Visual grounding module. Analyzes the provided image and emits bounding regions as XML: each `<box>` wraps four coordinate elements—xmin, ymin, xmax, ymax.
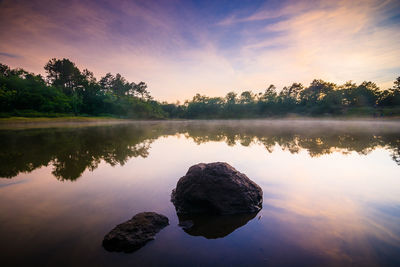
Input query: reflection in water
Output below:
<box><xmin>0</xmin><ymin>120</ymin><xmax>399</xmax><ymax>181</ymax></box>
<box><xmin>0</xmin><ymin>125</ymin><xmax>156</xmax><ymax>180</ymax></box>
<box><xmin>177</xmin><ymin>212</ymin><xmax>258</xmax><ymax>239</ymax></box>
<box><xmin>0</xmin><ymin>120</ymin><xmax>399</xmax><ymax>266</ymax></box>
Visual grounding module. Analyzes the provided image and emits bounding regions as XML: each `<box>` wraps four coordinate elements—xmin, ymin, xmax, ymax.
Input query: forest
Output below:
<box><xmin>1</xmin><ymin>58</ymin><xmax>400</xmax><ymax>119</ymax></box>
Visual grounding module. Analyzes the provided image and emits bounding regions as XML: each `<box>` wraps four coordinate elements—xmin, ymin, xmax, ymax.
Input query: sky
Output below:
<box><xmin>0</xmin><ymin>0</ymin><xmax>400</xmax><ymax>102</ymax></box>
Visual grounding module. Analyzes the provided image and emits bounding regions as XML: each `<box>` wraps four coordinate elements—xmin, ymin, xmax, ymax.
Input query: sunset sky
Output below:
<box><xmin>1</xmin><ymin>0</ymin><xmax>400</xmax><ymax>102</ymax></box>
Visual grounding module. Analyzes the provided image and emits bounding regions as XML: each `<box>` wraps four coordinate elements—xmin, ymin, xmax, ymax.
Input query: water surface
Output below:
<box><xmin>0</xmin><ymin>120</ymin><xmax>399</xmax><ymax>266</ymax></box>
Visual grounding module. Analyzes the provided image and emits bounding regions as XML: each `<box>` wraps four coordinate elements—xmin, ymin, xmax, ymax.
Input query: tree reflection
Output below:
<box><xmin>0</xmin><ymin>125</ymin><xmax>158</xmax><ymax>181</ymax></box>
<box><xmin>0</xmin><ymin>120</ymin><xmax>399</xmax><ymax>181</ymax></box>
<box><xmin>181</xmin><ymin>121</ymin><xmax>400</xmax><ymax>165</ymax></box>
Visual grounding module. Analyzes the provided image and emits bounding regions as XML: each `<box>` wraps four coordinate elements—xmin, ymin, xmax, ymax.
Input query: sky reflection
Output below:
<box><xmin>0</xmin><ymin>121</ymin><xmax>399</xmax><ymax>266</ymax></box>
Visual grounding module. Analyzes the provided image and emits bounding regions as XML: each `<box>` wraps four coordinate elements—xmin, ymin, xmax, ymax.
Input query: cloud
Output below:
<box><xmin>221</xmin><ymin>0</ymin><xmax>400</xmax><ymax>90</ymax></box>
<box><xmin>0</xmin><ymin>52</ymin><xmax>20</xmax><ymax>58</ymax></box>
<box><xmin>217</xmin><ymin>0</ymin><xmax>314</xmax><ymax>26</ymax></box>
<box><xmin>0</xmin><ymin>0</ymin><xmax>399</xmax><ymax>101</ymax></box>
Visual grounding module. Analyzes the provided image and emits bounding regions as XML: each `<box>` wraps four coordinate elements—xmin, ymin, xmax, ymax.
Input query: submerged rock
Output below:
<box><xmin>171</xmin><ymin>162</ymin><xmax>263</xmax><ymax>215</ymax></box>
<box><xmin>177</xmin><ymin>212</ymin><xmax>258</xmax><ymax>239</ymax></box>
<box><xmin>103</xmin><ymin>212</ymin><xmax>169</xmax><ymax>253</ymax></box>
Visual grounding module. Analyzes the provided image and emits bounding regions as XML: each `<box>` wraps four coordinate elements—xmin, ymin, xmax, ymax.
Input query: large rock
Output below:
<box><xmin>103</xmin><ymin>212</ymin><xmax>169</xmax><ymax>252</ymax></box>
<box><xmin>171</xmin><ymin>162</ymin><xmax>263</xmax><ymax>215</ymax></box>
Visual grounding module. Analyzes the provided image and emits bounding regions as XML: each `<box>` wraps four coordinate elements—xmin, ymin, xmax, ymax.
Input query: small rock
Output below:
<box><xmin>103</xmin><ymin>212</ymin><xmax>169</xmax><ymax>252</ymax></box>
<box><xmin>171</xmin><ymin>162</ymin><xmax>263</xmax><ymax>215</ymax></box>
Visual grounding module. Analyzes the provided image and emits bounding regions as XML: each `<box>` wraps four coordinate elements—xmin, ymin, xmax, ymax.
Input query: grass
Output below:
<box><xmin>0</xmin><ymin>116</ymin><xmax>127</xmax><ymax>124</ymax></box>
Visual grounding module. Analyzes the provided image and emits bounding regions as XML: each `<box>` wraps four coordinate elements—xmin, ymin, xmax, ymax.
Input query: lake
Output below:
<box><xmin>0</xmin><ymin>120</ymin><xmax>399</xmax><ymax>266</ymax></box>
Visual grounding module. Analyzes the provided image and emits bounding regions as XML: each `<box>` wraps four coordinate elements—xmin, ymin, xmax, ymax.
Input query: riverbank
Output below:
<box><xmin>2</xmin><ymin>115</ymin><xmax>400</xmax><ymax>124</ymax></box>
<box><xmin>1</xmin><ymin>116</ymin><xmax>400</xmax><ymax>130</ymax></box>
<box><xmin>0</xmin><ymin>116</ymin><xmax>133</xmax><ymax>129</ymax></box>
<box><xmin>0</xmin><ymin>116</ymin><xmax>127</xmax><ymax>123</ymax></box>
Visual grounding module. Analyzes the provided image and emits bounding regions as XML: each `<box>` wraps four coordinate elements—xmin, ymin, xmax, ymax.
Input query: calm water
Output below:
<box><xmin>0</xmin><ymin>120</ymin><xmax>399</xmax><ymax>266</ymax></box>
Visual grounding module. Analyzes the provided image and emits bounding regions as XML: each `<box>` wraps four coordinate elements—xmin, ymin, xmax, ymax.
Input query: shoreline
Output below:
<box><xmin>0</xmin><ymin>116</ymin><xmax>128</xmax><ymax>123</ymax></box>
<box><xmin>0</xmin><ymin>117</ymin><xmax>135</xmax><ymax>130</ymax></box>
<box><xmin>0</xmin><ymin>115</ymin><xmax>400</xmax><ymax>128</ymax></box>
<box><xmin>2</xmin><ymin>115</ymin><xmax>400</xmax><ymax>123</ymax></box>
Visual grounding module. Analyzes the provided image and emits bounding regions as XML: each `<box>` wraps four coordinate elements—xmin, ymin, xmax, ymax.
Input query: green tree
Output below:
<box><xmin>225</xmin><ymin>91</ymin><xmax>237</xmax><ymax>105</ymax></box>
<box><xmin>44</xmin><ymin>58</ymin><xmax>83</xmax><ymax>95</ymax></box>
<box><xmin>239</xmin><ymin>91</ymin><xmax>255</xmax><ymax>104</ymax></box>
<box><xmin>379</xmin><ymin>77</ymin><xmax>400</xmax><ymax>107</ymax></box>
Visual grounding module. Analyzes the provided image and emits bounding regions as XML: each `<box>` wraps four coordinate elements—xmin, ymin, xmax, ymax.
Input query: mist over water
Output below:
<box><xmin>0</xmin><ymin>120</ymin><xmax>399</xmax><ymax>266</ymax></box>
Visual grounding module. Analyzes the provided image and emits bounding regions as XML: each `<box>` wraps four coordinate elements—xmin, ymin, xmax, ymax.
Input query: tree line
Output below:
<box><xmin>0</xmin><ymin>58</ymin><xmax>164</xmax><ymax>118</ymax></box>
<box><xmin>163</xmin><ymin>79</ymin><xmax>400</xmax><ymax>118</ymax></box>
<box><xmin>1</xmin><ymin>58</ymin><xmax>399</xmax><ymax>118</ymax></box>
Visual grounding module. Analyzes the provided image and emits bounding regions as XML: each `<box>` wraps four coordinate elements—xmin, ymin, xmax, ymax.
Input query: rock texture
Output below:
<box><xmin>171</xmin><ymin>162</ymin><xmax>263</xmax><ymax>215</ymax></box>
<box><xmin>103</xmin><ymin>212</ymin><xmax>169</xmax><ymax>252</ymax></box>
